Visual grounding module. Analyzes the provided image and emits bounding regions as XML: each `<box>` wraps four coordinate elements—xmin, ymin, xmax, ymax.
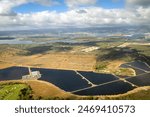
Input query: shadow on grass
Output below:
<box><xmin>24</xmin><ymin>45</ymin><xmax>73</xmax><ymax>55</ymax></box>
<box><xmin>25</xmin><ymin>45</ymin><xmax>53</xmax><ymax>55</ymax></box>
<box><xmin>97</xmin><ymin>47</ymin><xmax>140</xmax><ymax>62</ymax></box>
<box><xmin>54</xmin><ymin>41</ymin><xmax>98</xmax><ymax>47</ymax></box>
<box><xmin>53</xmin><ymin>46</ymin><xmax>73</xmax><ymax>52</ymax></box>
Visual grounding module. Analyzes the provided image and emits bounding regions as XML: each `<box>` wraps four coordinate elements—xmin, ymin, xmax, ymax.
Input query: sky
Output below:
<box><xmin>0</xmin><ymin>0</ymin><xmax>150</xmax><ymax>30</ymax></box>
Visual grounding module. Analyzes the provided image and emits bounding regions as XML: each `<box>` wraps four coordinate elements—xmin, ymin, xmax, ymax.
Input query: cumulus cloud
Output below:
<box><xmin>126</xmin><ymin>0</ymin><xmax>150</xmax><ymax>8</ymax></box>
<box><xmin>1</xmin><ymin>7</ymin><xmax>150</xmax><ymax>30</ymax></box>
<box><xmin>65</xmin><ymin>0</ymin><xmax>97</xmax><ymax>9</ymax></box>
<box><xmin>0</xmin><ymin>0</ymin><xmax>150</xmax><ymax>30</ymax></box>
<box><xmin>0</xmin><ymin>0</ymin><xmax>58</xmax><ymax>15</ymax></box>
<box><xmin>76</xmin><ymin>9</ymin><xmax>87</xmax><ymax>14</ymax></box>
<box><xmin>0</xmin><ymin>0</ymin><xmax>25</xmax><ymax>15</ymax></box>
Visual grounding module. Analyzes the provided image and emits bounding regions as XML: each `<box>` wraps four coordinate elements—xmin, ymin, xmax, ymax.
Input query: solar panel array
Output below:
<box><xmin>127</xmin><ymin>73</ymin><xmax>150</xmax><ymax>86</ymax></box>
<box><xmin>74</xmin><ymin>81</ymin><xmax>135</xmax><ymax>96</ymax></box>
<box><xmin>0</xmin><ymin>60</ymin><xmax>150</xmax><ymax>96</ymax></box>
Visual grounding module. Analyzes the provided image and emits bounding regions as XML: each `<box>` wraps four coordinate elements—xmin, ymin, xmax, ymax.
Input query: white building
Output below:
<box><xmin>22</xmin><ymin>67</ymin><xmax>41</xmax><ymax>80</ymax></box>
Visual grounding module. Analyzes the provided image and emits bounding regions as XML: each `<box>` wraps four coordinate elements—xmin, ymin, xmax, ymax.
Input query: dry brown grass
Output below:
<box><xmin>107</xmin><ymin>60</ymin><xmax>125</xmax><ymax>72</ymax></box>
<box><xmin>24</xmin><ymin>80</ymin><xmax>71</xmax><ymax>98</ymax></box>
<box><xmin>0</xmin><ymin>52</ymin><xmax>96</xmax><ymax>71</ymax></box>
<box><xmin>0</xmin><ymin>62</ymin><xmax>14</xmax><ymax>69</ymax></box>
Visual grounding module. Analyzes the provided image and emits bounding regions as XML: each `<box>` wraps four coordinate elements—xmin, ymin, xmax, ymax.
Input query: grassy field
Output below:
<box><xmin>0</xmin><ymin>83</ymin><xmax>32</xmax><ymax>100</ymax></box>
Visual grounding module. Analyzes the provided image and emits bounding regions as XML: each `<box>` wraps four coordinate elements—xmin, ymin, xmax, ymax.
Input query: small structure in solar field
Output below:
<box><xmin>22</xmin><ymin>67</ymin><xmax>41</xmax><ymax>80</ymax></box>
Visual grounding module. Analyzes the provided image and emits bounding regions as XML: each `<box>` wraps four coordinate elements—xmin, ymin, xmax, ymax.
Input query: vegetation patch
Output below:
<box><xmin>95</xmin><ymin>61</ymin><xmax>109</xmax><ymax>72</ymax></box>
<box><xmin>0</xmin><ymin>83</ymin><xmax>32</xmax><ymax>100</ymax></box>
<box><xmin>113</xmin><ymin>68</ymin><xmax>135</xmax><ymax>77</ymax></box>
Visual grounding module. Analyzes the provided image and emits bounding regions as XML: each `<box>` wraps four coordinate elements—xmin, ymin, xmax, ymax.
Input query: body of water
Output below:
<box><xmin>0</xmin><ymin>39</ymin><xmax>33</xmax><ymax>44</ymax></box>
<box><xmin>0</xmin><ymin>38</ymin><xmax>91</xmax><ymax>45</ymax></box>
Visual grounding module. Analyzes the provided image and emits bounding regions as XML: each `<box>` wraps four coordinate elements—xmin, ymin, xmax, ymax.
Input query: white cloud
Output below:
<box><xmin>0</xmin><ymin>0</ymin><xmax>58</xmax><ymax>15</ymax></box>
<box><xmin>0</xmin><ymin>0</ymin><xmax>26</xmax><ymax>15</ymax></box>
<box><xmin>0</xmin><ymin>0</ymin><xmax>150</xmax><ymax>30</ymax></box>
<box><xmin>65</xmin><ymin>0</ymin><xmax>97</xmax><ymax>9</ymax></box>
<box><xmin>33</xmin><ymin>0</ymin><xmax>59</xmax><ymax>6</ymax></box>
<box><xmin>1</xmin><ymin>7</ymin><xmax>150</xmax><ymax>30</ymax></box>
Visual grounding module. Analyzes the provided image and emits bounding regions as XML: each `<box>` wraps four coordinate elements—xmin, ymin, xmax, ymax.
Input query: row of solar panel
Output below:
<box><xmin>0</xmin><ymin>66</ymin><xmax>149</xmax><ymax>96</ymax></box>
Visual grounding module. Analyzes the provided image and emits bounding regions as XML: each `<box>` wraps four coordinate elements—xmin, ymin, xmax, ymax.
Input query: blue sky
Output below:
<box><xmin>13</xmin><ymin>3</ymin><xmax>68</xmax><ymax>13</ymax></box>
<box><xmin>13</xmin><ymin>0</ymin><xmax>125</xmax><ymax>13</ymax></box>
<box><xmin>96</xmin><ymin>0</ymin><xmax>125</xmax><ymax>9</ymax></box>
<box><xmin>13</xmin><ymin>0</ymin><xmax>67</xmax><ymax>13</ymax></box>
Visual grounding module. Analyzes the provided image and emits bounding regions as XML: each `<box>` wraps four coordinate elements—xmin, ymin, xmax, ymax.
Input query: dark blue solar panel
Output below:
<box><xmin>127</xmin><ymin>61</ymin><xmax>150</xmax><ymax>71</ymax></box>
<box><xmin>127</xmin><ymin>73</ymin><xmax>150</xmax><ymax>86</ymax></box>
<box><xmin>78</xmin><ymin>71</ymin><xmax>118</xmax><ymax>85</ymax></box>
<box><xmin>74</xmin><ymin>81</ymin><xmax>135</xmax><ymax>96</ymax></box>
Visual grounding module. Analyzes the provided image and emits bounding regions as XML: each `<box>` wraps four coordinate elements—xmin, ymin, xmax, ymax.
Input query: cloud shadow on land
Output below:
<box><xmin>25</xmin><ymin>45</ymin><xmax>53</xmax><ymax>55</ymax></box>
<box><xmin>96</xmin><ymin>47</ymin><xmax>142</xmax><ymax>61</ymax></box>
<box><xmin>24</xmin><ymin>45</ymin><xmax>73</xmax><ymax>55</ymax></box>
<box><xmin>53</xmin><ymin>46</ymin><xmax>73</xmax><ymax>52</ymax></box>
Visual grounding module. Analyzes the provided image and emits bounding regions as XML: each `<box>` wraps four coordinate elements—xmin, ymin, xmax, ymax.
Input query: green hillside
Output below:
<box><xmin>0</xmin><ymin>83</ymin><xmax>32</xmax><ymax>100</ymax></box>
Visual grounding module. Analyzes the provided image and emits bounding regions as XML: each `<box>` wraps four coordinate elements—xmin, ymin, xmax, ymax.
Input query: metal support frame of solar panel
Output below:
<box><xmin>78</xmin><ymin>71</ymin><xmax>119</xmax><ymax>85</ymax></box>
<box><xmin>73</xmin><ymin>80</ymin><xmax>136</xmax><ymax>96</ymax></box>
<box><xmin>126</xmin><ymin>73</ymin><xmax>150</xmax><ymax>86</ymax></box>
<box><xmin>31</xmin><ymin>68</ymin><xmax>91</xmax><ymax>92</ymax></box>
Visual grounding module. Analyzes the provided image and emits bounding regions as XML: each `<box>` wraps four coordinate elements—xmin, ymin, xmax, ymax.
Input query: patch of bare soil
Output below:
<box><xmin>118</xmin><ymin>42</ymin><xmax>150</xmax><ymax>48</ymax></box>
<box><xmin>107</xmin><ymin>60</ymin><xmax>125</xmax><ymax>72</ymax></box>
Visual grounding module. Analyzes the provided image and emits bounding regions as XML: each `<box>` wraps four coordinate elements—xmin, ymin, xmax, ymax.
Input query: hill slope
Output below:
<box><xmin>0</xmin><ymin>80</ymin><xmax>150</xmax><ymax>100</ymax></box>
